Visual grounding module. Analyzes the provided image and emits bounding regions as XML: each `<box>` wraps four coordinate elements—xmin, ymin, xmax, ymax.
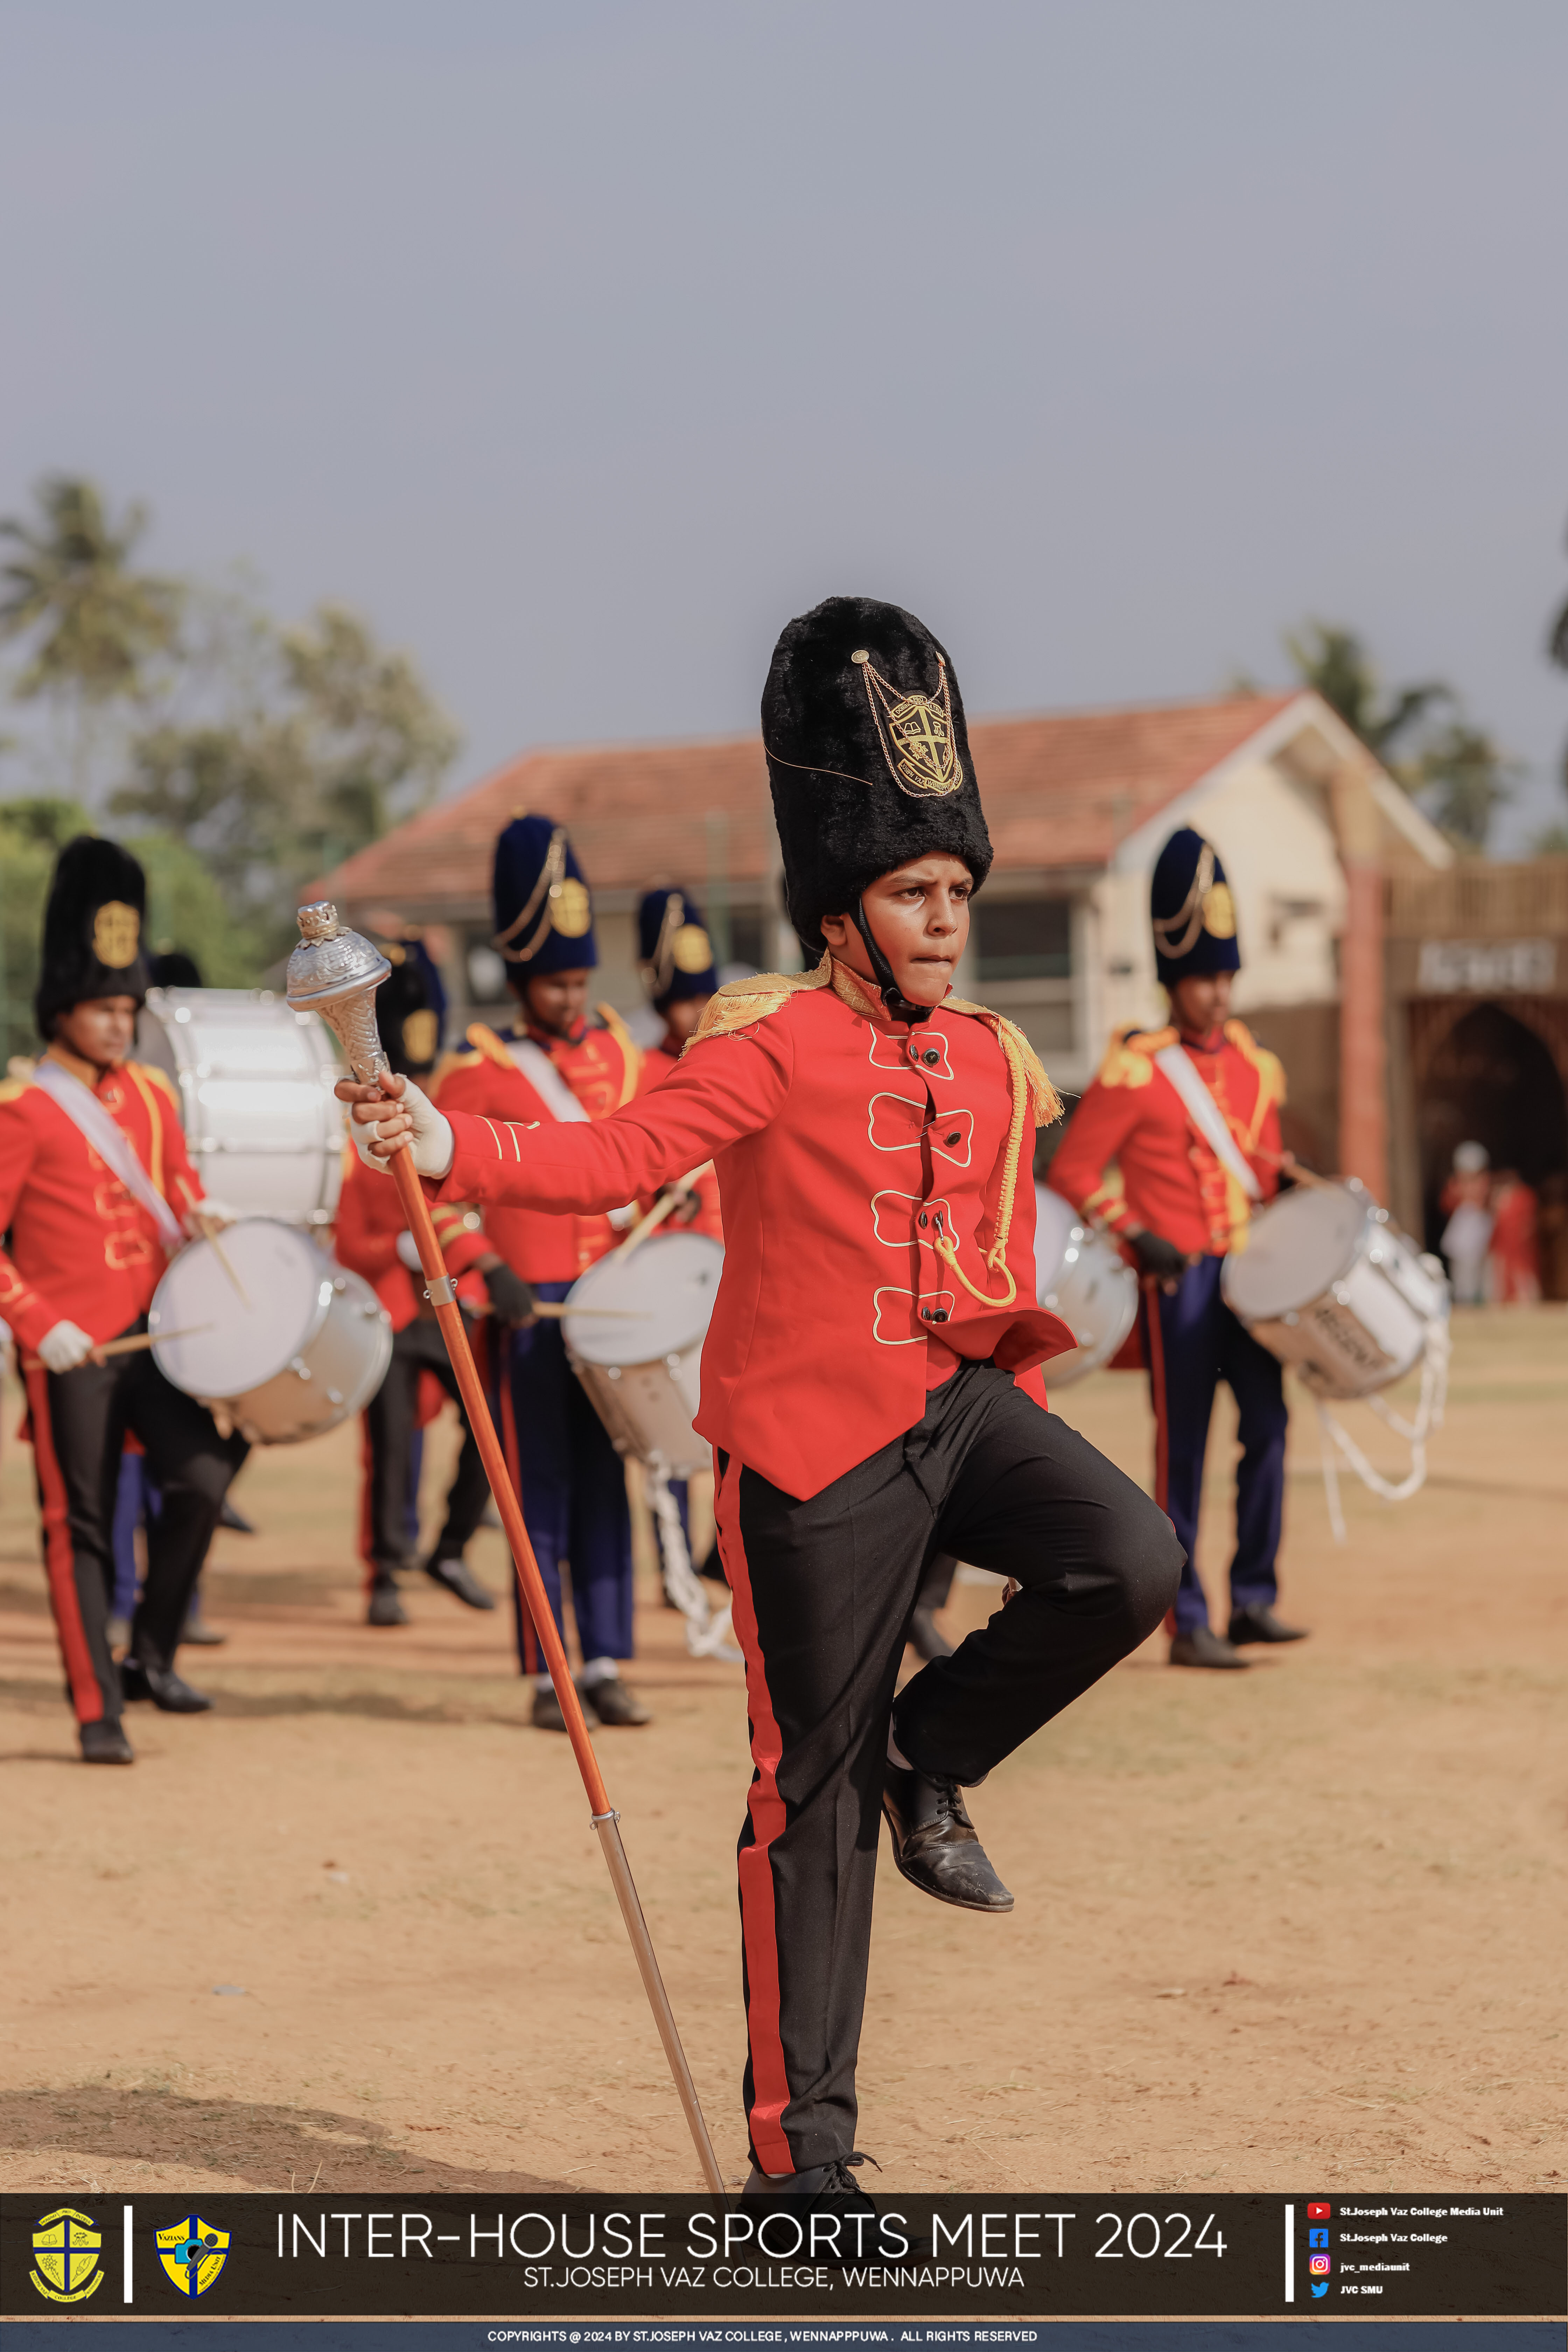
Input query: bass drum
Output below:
<box><xmin>135</xmin><ymin>987</ymin><xmax>345</xmax><ymax>1228</ymax></box>
<box><xmin>150</xmin><ymin>1218</ymin><xmax>392</xmax><ymax>1444</ymax></box>
<box><xmin>1222</xmin><ymin>1182</ymin><xmax>1449</xmax><ymax>1400</ymax></box>
<box><xmin>1034</xmin><ymin>1184</ymin><xmax>1140</xmax><ymax>1386</ymax></box>
<box><xmin>562</xmin><ymin>1233</ymin><xmax>723</xmax><ymax>1476</ymax></box>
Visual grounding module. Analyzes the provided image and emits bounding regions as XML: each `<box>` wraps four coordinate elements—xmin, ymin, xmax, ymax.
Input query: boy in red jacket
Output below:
<box><xmin>340</xmin><ymin>597</ymin><xmax>1181</xmax><ymax>2197</ymax></box>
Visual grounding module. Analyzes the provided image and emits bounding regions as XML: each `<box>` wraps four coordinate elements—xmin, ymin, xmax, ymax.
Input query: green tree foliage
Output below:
<box><xmin>1285</xmin><ymin>621</ymin><xmax>1517</xmax><ymax>853</ymax></box>
<box><xmin>1540</xmin><ymin>523</ymin><xmax>1568</xmax><ymax>850</ymax></box>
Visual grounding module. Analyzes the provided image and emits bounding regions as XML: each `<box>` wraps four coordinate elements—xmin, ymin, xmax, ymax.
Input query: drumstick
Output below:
<box><xmin>611</xmin><ymin>1163</ymin><xmax>714</xmax><ymax>1264</ymax></box>
<box><xmin>21</xmin><ymin>1324</ymin><xmax>213</xmax><ymax>1373</ymax></box>
<box><xmin>196</xmin><ymin>1214</ymin><xmax>252</xmax><ymax>1309</ymax></box>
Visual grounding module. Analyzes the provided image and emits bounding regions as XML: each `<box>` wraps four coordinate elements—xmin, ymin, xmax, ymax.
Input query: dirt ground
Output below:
<box><xmin>2</xmin><ymin>1306</ymin><xmax>1564</xmax><ymax>2200</ymax></box>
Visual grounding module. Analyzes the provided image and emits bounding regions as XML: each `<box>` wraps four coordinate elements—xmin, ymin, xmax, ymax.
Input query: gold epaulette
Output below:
<box><xmin>131</xmin><ymin>1060</ymin><xmax>180</xmax><ymax>1105</ymax></box>
<box><xmin>680</xmin><ymin>958</ymin><xmax>834</xmax><ymax>1055</ymax></box>
<box><xmin>944</xmin><ymin>996</ymin><xmax>1063</xmax><ymax>1128</ymax></box>
<box><xmin>1224</xmin><ymin>1017</ymin><xmax>1287</xmax><ymax>1135</ymax></box>
<box><xmin>0</xmin><ymin>1077</ymin><xmax>30</xmax><ymax>1105</ymax></box>
<box><xmin>431</xmin><ymin>1041</ymin><xmax>484</xmax><ymax>1090</ymax></box>
<box><xmin>463</xmin><ymin>1022</ymin><xmax>517</xmax><ymax>1071</ymax></box>
<box><xmin>1094</xmin><ymin>1022</ymin><xmax>1178</xmax><ymax>1090</ymax></box>
<box><xmin>594</xmin><ymin>1001</ymin><xmax>641</xmax><ymax>1106</ymax></box>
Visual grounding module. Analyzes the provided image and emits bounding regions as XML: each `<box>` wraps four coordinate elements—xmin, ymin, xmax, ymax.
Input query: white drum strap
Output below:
<box><xmin>1153</xmin><ymin>1046</ymin><xmax>1262</xmax><ymax>1201</ymax></box>
<box><xmin>1315</xmin><ymin>1318</ymin><xmax>1451</xmax><ymax>1541</ymax></box>
<box><xmin>506</xmin><ymin>1035</ymin><xmax>635</xmax><ymax>1227</ymax></box>
<box><xmin>644</xmin><ymin>1460</ymin><xmax>743</xmax><ymax>1664</ymax></box>
<box><xmin>33</xmin><ymin>1057</ymin><xmax>185</xmax><ymax>1252</ymax></box>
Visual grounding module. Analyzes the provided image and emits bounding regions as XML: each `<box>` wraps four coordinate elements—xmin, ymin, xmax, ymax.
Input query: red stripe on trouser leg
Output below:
<box><xmin>714</xmin><ymin>1453</ymin><xmax>794</xmax><ymax>2177</ymax></box>
<box><xmin>358</xmin><ymin>1412</ymin><xmax>376</xmax><ymax>1594</ymax></box>
<box><xmin>25</xmin><ymin>1367</ymin><xmax>106</xmax><ymax>1725</ymax></box>
<box><xmin>498</xmin><ymin>1343</ymin><xmax>538</xmax><ymax>1676</ymax></box>
<box><xmin>1143</xmin><ymin>1285</ymin><xmax>1176</xmax><ymax>1636</ymax></box>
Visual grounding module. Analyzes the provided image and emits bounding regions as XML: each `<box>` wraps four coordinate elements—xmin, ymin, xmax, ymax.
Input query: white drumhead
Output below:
<box><xmin>563</xmin><ymin>1233</ymin><xmax>723</xmax><ymax>1366</ymax></box>
<box><xmin>1032</xmin><ymin>1183</ymin><xmax>1078</xmax><ymax>1293</ymax></box>
<box><xmin>151</xmin><ymin>1219</ymin><xmax>335</xmax><ymax>1398</ymax></box>
<box><xmin>1222</xmin><ymin>1185</ymin><xmax>1370</xmax><ymax>1321</ymax></box>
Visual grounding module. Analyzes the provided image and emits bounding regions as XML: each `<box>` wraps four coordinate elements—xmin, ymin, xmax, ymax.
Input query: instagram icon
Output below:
<box><xmin>1310</xmin><ymin>2255</ymin><xmax>1331</xmax><ymax>2277</ymax></box>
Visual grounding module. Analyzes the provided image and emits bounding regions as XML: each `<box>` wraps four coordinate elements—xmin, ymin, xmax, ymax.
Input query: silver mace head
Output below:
<box><xmin>286</xmin><ymin>902</ymin><xmax>392</xmax><ymax>1085</ymax></box>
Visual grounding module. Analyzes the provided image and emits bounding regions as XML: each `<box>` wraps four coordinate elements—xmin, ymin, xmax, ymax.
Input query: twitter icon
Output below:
<box><xmin>1311</xmin><ymin>2283</ymin><xmax>1329</xmax><ymax>2300</ymax></box>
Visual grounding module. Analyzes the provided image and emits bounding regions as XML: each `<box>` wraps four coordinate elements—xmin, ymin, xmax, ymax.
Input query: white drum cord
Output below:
<box><xmin>644</xmin><ymin>1457</ymin><xmax>743</xmax><ymax>1662</ymax></box>
<box><xmin>1315</xmin><ymin>1315</ymin><xmax>1451</xmax><ymax>1541</ymax></box>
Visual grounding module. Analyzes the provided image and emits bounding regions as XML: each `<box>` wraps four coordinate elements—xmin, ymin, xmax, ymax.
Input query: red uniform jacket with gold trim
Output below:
<box><xmin>333</xmin><ymin>1151</ymin><xmax>489</xmax><ymax>1332</ymax></box>
<box><xmin>431</xmin><ymin>1011</ymin><xmax>642</xmax><ymax>1283</ymax></box>
<box><xmin>1047</xmin><ymin>1020</ymin><xmax>1284</xmax><ymax>1259</ymax></box>
<box><xmin>0</xmin><ymin>1054</ymin><xmax>206</xmax><ymax>1350</ymax></box>
<box><xmin>421</xmin><ymin>958</ymin><xmax>1073</xmax><ymax>1501</ymax></box>
<box><xmin>636</xmin><ymin>1038</ymin><xmax>723</xmax><ymax>1242</ymax></box>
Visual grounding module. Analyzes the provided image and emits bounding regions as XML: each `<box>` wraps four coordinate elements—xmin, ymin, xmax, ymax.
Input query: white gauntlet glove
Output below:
<box><xmin>394</xmin><ymin>1229</ymin><xmax>423</xmax><ymax>1272</ymax></box>
<box><xmin>348</xmin><ymin>1077</ymin><xmax>455</xmax><ymax>1180</ymax></box>
<box><xmin>38</xmin><ymin>1320</ymin><xmax>95</xmax><ymax>1373</ymax></box>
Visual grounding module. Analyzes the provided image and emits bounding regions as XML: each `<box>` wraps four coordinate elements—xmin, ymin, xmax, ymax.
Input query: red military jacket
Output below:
<box><xmin>422</xmin><ymin>955</ymin><xmax>1073</xmax><ymax>1500</ymax></box>
<box><xmin>0</xmin><ymin>1051</ymin><xmax>206</xmax><ymax>1350</ymax></box>
<box><xmin>1048</xmin><ymin>1019</ymin><xmax>1285</xmax><ymax>1259</ymax></box>
<box><xmin>431</xmin><ymin>1010</ymin><xmax>641</xmax><ymax>1283</ymax></box>
<box><xmin>636</xmin><ymin>1037</ymin><xmax>723</xmax><ymax>1242</ymax></box>
<box><xmin>333</xmin><ymin>1150</ymin><xmax>488</xmax><ymax>1331</ymax></box>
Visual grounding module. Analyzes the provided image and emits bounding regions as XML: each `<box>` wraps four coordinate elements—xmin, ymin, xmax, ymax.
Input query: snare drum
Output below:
<box><xmin>1034</xmin><ymin>1184</ymin><xmax>1140</xmax><ymax>1385</ymax></box>
<box><xmin>135</xmin><ymin>987</ymin><xmax>345</xmax><ymax>1227</ymax></box>
<box><xmin>1221</xmin><ymin>1183</ymin><xmax>1449</xmax><ymax>1400</ymax></box>
<box><xmin>149</xmin><ymin>1217</ymin><xmax>392</xmax><ymax>1444</ymax></box>
<box><xmin>562</xmin><ymin>1233</ymin><xmax>723</xmax><ymax>1476</ymax></box>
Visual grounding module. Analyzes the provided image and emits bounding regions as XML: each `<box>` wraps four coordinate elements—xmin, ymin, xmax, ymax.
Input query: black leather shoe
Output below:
<box><xmin>80</xmin><ymin>1718</ymin><xmax>135</xmax><ymax>1764</ymax></box>
<box><xmin>908</xmin><ymin>1604</ymin><xmax>955</xmax><ymax>1662</ymax></box>
<box><xmin>1169</xmin><ymin>1626</ymin><xmax>1250</xmax><ymax>1669</ymax></box>
<box><xmin>743</xmin><ymin>2152</ymin><xmax>880</xmax><ymax>2211</ymax></box>
<box><xmin>1228</xmin><ymin>1604</ymin><xmax>1309</xmax><ymax>1645</ymax></box>
<box><xmin>120</xmin><ymin>1658</ymin><xmax>214</xmax><ymax>1712</ymax></box>
<box><xmin>531</xmin><ymin>1680</ymin><xmax>568</xmax><ymax>1732</ymax></box>
<box><xmin>882</xmin><ymin>1761</ymin><xmax>1013</xmax><ymax>1912</ymax></box>
<box><xmin>424</xmin><ymin>1555</ymin><xmax>497</xmax><ymax>1610</ymax></box>
<box><xmin>366</xmin><ymin>1579</ymin><xmax>408</xmax><ymax>1627</ymax></box>
<box><xmin>585</xmin><ymin>1675</ymin><xmax>652</xmax><ymax>1727</ymax></box>
<box><xmin>218</xmin><ymin>1496</ymin><xmax>256</xmax><ymax>1534</ymax></box>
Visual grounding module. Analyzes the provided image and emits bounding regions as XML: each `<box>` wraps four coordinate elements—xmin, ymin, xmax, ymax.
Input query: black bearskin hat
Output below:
<box><xmin>148</xmin><ymin>950</ymin><xmax>203</xmax><ymax>988</ymax></box>
<box><xmin>637</xmin><ymin>886</ymin><xmax>716</xmax><ymax>1007</ymax></box>
<box><xmin>492</xmin><ymin>813</ymin><xmax>597</xmax><ymax>978</ymax></box>
<box><xmin>762</xmin><ymin>596</ymin><xmax>993</xmax><ymax>957</ymax></box>
<box><xmin>35</xmin><ymin>835</ymin><xmax>151</xmax><ymax>1035</ymax></box>
<box><xmin>1150</xmin><ymin>827</ymin><xmax>1242</xmax><ymax>986</ymax></box>
<box><xmin>372</xmin><ymin>936</ymin><xmax>443</xmax><ymax>1077</ymax></box>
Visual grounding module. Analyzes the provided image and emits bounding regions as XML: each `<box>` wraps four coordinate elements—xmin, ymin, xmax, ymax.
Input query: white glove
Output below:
<box><xmin>38</xmin><ymin>1320</ymin><xmax>95</xmax><ymax>1373</ymax></box>
<box><xmin>394</xmin><ymin>1230</ymin><xmax>422</xmax><ymax>1271</ymax></box>
<box><xmin>184</xmin><ymin>1197</ymin><xmax>239</xmax><ymax>1237</ymax></box>
<box><xmin>348</xmin><ymin>1076</ymin><xmax>455</xmax><ymax>1180</ymax></box>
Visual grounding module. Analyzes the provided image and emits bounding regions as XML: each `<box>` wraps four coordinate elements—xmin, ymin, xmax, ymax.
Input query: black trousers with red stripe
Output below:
<box><xmin>715</xmin><ymin>1360</ymin><xmax>1182</xmax><ymax>2175</ymax></box>
<box><xmin>28</xmin><ymin>1326</ymin><xmax>247</xmax><ymax>1724</ymax></box>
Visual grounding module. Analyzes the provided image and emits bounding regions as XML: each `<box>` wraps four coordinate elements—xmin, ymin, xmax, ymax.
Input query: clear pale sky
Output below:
<box><xmin>4</xmin><ymin>0</ymin><xmax>1566</xmax><ymax>848</ymax></box>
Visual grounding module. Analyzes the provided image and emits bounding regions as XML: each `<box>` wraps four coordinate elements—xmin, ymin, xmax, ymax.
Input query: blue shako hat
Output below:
<box><xmin>1150</xmin><ymin>827</ymin><xmax>1241</xmax><ymax>986</ymax></box>
<box><xmin>492</xmin><ymin>813</ymin><xmax>597</xmax><ymax>978</ymax></box>
<box><xmin>637</xmin><ymin>886</ymin><xmax>716</xmax><ymax>1007</ymax></box>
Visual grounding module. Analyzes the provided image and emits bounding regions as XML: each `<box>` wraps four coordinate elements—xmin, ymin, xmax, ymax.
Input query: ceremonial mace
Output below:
<box><xmin>287</xmin><ymin>903</ymin><xmax>725</xmax><ymax>2194</ymax></box>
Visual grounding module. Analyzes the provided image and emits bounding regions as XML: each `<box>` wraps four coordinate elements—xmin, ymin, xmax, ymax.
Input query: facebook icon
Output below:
<box><xmin>1309</xmin><ymin>2228</ymin><xmax>1329</xmax><ymax>2247</ymax></box>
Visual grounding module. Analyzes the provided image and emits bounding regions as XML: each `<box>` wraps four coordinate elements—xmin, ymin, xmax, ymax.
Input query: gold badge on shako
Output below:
<box><xmin>29</xmin><ymin>2207</ymin><xmax>104</xmax><ymax>2303</ymax></box>
<box><xmin>156</xmin><ymin>2213</ymin><xmax>230</xmax><ymax>2298</ymax></box>
<box><xmin>401</xmin><ymin>1008</ymin><xmax>439</xmax><ymax>1064</ymax></box>
<box><xmin>672</xmin><ymin>923</ymin><xmax>712</xmax><ymax>973</ymax></box>
<box><xmin>551</xmin><ymin>876</ymin><xmax>592</xmax><ymax>938</ymax></box>
<box><xmin>852</xmin><ymin>649</ymin><xmax>963</xmax><ymax>799</ymax></box>
<box><xmin>1202</xmin><ymin>880</ymin><xmax>1237</xmax><ymax>938</ymax></box>
<box><xmin>92</xmin><ymin>900</ymin><xmax>141</xmax><ymax>968</ymax></box>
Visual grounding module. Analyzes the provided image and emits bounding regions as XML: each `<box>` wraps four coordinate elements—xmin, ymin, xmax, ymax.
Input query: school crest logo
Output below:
<box><xmin>30</xmin><ymin>2207</ymin><xmax>104</xmax><ymax>2302</ymax></box>
<box><xmin>156</xmin><ymin>2213</ymin><xmax>230</xmax><ymax>2296</ymax></box>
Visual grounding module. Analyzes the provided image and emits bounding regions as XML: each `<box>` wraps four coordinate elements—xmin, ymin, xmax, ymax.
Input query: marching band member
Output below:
<box><xmin>0</xmin><ymin>840</ymin><xmax>245</xmax><ymax>1763</ymax></box>
<box><xmin>342</xmin><ymin>599</ymin><xmax>1180</xmax><ymax>2196</ymax></box>
<box><xmin>432</xmin><ymin>817</ymin><xmax>651</xmax><ymax>1732</ymax></box>
<box><xmin>334</xmin><ymin>935</ymin><xmax>528</xmax><ymax>1625</ymax></box>
<box><xmin>1048</xmin><ymin>827</ymin><xmax>1307</xmax><ymax>1670</ymax></box>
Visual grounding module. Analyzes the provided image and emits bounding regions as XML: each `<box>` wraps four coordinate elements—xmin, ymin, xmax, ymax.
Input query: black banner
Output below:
<box><xmin>5</xmin><ymin>2193</ymin><xmax>1562</xmax><ymax>2320</ymax></box>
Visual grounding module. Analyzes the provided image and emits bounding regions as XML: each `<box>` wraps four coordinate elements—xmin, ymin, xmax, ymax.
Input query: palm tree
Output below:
<box><xmin>1283</xmin><ymin>622</ymin><xmax>1450</xmax><ymax>758</ymax></box>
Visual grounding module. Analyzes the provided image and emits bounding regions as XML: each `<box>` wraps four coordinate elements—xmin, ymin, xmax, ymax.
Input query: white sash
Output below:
<box><xmin>33</xmin><ymin>1057</ymin><xmax>186</xmax><ymax>1250</ymax></box>
<box><xmin>1153</xmin><ymin>1044</ymin><xmax>1262</xmax><ymax>1202</ymax></box>
<box><xmin>504</xmin><ymin>1033</ymin><xmax>636</xmax><ymax>1227</ymax></box>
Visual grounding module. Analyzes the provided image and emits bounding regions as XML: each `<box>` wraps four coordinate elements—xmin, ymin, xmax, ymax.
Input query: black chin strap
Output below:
<box><xmin>853</xmin><ymin>896</ymin><xmax>933</xmax><ymax>1029</ymax></box>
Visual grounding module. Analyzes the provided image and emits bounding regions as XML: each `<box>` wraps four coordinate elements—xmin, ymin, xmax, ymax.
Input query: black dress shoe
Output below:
<box><xmin>218</xmin><ymin>1496</ymin><xmax>256</xmax><ymax>1534</ymax></box>
<box><xmin>1228</xmin><ymin>1604</ymin><xmax>1309</xmax><ymax>1645</ymax></box>
<box><xmin>424</xmin><ymin>1555</ymin><xmax>497</xmax><ymax>1610</ymax></box>
<box><xmin>585</xmin><ymin>1674</ymin><xmax>652</xmax><ymax>1727</ymax></box>
<box><xmin>742</xmin><ymin>2152</ymin><xmax>880</xmax><ymax>2211</ymax></box>
<box><xmin>1169</xmin><ymin>1626</ymin><xmax>1250</xmax><ymax>1669</ymax></box>
<box><xmin>907</xmin><ymin>1604</ymin><xmax>955</xmax><ymax>1663</ymax></box>
<box><xmin>882</xmin><ymin>1761</ymin><xmax>1013</xmax><ymax>1912</ymax></box>
<box><xmin>366</xmin><ymin>1579</ymin><xmax>408</xmax><ymax>1627</ymax></box>
<box><xmin>120</xmin><ymin>1659</ymin><xmax>214</xmax><ymax>1712</ymax></box>
<box><xmin>80</xmin><ymin>1718</ymin><xmax>135</xmax><ymax>1764</ymax></box>
<box><xmin>531</xmin><ymin>1680</ymin><xmax>568</xmax><ymax>1732</ymax></box>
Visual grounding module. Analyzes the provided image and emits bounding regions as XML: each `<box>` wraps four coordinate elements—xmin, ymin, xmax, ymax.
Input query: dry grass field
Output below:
<box><xmin>1</xmin><ymin>1306</ymin><xmax>1564</xmax><ymax>2197</ymax></box>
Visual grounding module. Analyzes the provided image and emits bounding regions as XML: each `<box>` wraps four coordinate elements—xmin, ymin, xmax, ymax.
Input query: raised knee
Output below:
<box><xmin>1103</xmin><ymin>1486</ymin><xmax>1184</xmax><ymax>1631</ymax></box>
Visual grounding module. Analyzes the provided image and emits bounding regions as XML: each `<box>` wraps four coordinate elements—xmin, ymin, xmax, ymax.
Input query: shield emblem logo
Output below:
<box><xmin>156</xmin><ymin>2213</ymin><xmax>230</xmax><ymax>2296</ymax></box>
<box><xmin>30</xmin><ymin>2207</ymin><xmax>104</xmax><ymax>2303</ymax></box>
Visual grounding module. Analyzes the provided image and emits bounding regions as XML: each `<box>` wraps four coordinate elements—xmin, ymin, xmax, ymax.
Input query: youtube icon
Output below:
<box><xmin>1308</xmin><ymin>2202</ymin><xmax>1331</xmax><ymax>2219</ymax></box>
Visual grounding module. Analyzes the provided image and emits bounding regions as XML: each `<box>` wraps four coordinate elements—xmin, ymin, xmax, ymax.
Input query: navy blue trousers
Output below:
<box><xmin>1143</xmin><ymin>1254</ymin><xmax>1287</xmax><ymax>1633</ymax></box>
<box><xmin>494</xmin><ymin>1281</ymin><xmax>634</xmax><ymax>1673</ymax></box>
